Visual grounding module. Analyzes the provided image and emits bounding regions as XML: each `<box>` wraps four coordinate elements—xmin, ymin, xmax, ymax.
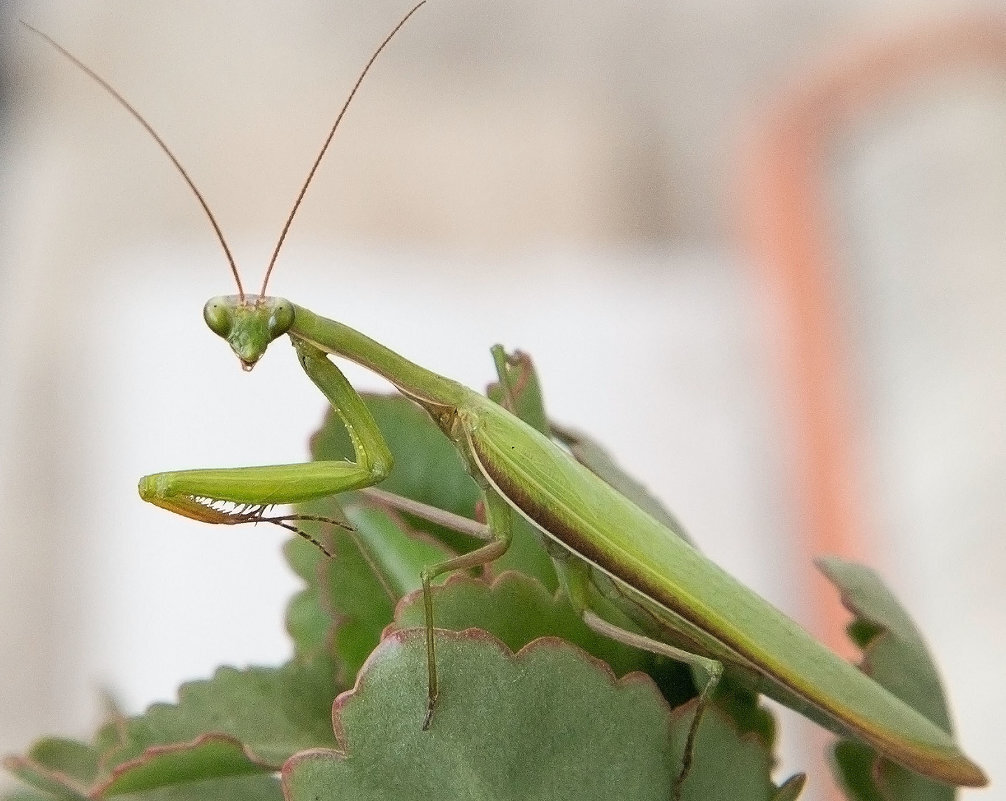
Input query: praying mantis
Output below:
<box><xmin>27</xmin><ymin>3</ymin><xmax>987</xmax><ymax>794</ymax></box>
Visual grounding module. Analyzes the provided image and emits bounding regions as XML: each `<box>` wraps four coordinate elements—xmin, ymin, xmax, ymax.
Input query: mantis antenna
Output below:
<box><xmin>260</xmin><ymin>0</ymin><xmax>427</xmax><ymax>298</ymax></box>
<box><xmin>21</xmin><ymin>21</ymin><xmax>245</xmax><ymax>299</ymax></box>
<box><xmin>22</xmin><ymin>0</ymin><xmax>428</xmax><ymax>301</ymax></box>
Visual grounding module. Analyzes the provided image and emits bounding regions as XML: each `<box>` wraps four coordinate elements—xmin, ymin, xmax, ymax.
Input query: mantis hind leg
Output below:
<box><xmin>417</xmin><ymin>487</ymin><xmax>514</xmax><ymax>729</ymax></box>
<box><xmin>555</xmin><ymin>558</ymin><xmax>721</xmax><ymax>800</ymax></box>
<box><xmin>581</xmin><ymin>609</ymin><xmax>723</xmax><ymax>801</ymax></box>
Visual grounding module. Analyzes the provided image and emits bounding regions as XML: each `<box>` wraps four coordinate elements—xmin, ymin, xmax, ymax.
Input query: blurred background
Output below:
<box><xmin>1</xmin><ymin>1</ymin><xmax>1004</xmax><ymax>798</ymax></box>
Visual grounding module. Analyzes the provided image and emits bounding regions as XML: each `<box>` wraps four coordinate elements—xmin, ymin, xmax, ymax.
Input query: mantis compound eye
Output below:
<box><xmin>203</xmin><ymin>296</ymin><xmax>234</xmax><ymax>338</ymax></box>
<box><xmin>266</xmin><ymin>298</ymin><xmax>294</xmax><ymax>338</ymax></box>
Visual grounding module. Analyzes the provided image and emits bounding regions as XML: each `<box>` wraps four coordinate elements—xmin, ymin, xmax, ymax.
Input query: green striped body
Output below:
<box><xmin>453</xmin><ymin>391</ymin><xmax>984</xmax><ymax>788</ymax></box>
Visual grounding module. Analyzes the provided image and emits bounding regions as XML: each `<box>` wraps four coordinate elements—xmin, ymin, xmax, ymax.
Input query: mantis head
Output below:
<box><xmin>195</xmin><ymin>2</ymin><xmax>427</xmax><ymax>373</ymax></box>
<box><xmin>203</xmin><ymin>296</ymin><xmax>295</xmax><ymax>371</ymax></box>
<box><xmin>29</xmin><ymin>4</ymin><xmax>425</xmax><ymax>373</ymax></box>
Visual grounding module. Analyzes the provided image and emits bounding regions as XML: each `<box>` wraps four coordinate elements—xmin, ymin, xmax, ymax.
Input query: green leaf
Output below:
<box><xmin>818</xmin><ymin>557</ymin><xmax>956</xmax><ymax>801</ymax></box>
<box><xmin>771</xmin><ymin>773</ymin><xmax>807</xmax><ymax>801</ymax></box>
<box><xmin>284</xmin><ymin>528</ymin><xmax>337</xmax><ymax>664</ymax></box>
<box><xmin>22</xmin><ymin>739</ymin><xmax>100</xmax><ymax>787</ymax></box>
<box><xmin>3</xmin><ymin>737</ymin><xmax>98</xmax><ymax>798</ymax></box>
<box><xmin>282</xmin><ymin>629</ymin><xmax>679</xmax><ymax>800</ymax></box>
<box><xmin>486</xmin><ymin>347</ymin><xmax>550</xmax><ymax>435</ymax></box>
<box><xmin>287</xmin><ymin>496</ymin><xmax>457</xmax><ymax>686</ymax></box>
<box><xmin>0</xmin><ymin>774</ymin><xmax>283</xmax><ymax>801</ymax></box>
<box><xmin>342</xmin><ymin>504</ymin><xmax>453</xmax><ymax>599</ymax></box>
<box><xmin>99</xmin><ymin>736</ymin><xmax>265</xmax><ymax>796</ymax></box>
<box><xmin>105</xmin><ymin>660</ymin><xmax>337</xmax><ymax>767</ymax></box>
<box><xmin>711</xmin><ymin>678</ymin><xmax>776</xmax><ymax>746</ymax></box>
<box><xmin>831</xmin><ymin>741</ymin><xmax>885</xmax><ymax>801</ymax></box>
<box><xmin>670</xmin><ymin>700</ymin><xmax>778</xmax><ymax>801</ymax></box>
<box><xmin>391</xmin><ymin>571</ymin><xmax>786</xmax><ymax>776</ymax></box>
<box><xmin>1</xmin><ymin>790</ymin><xmax>66</xmax><ymax>801</ymax></box>
<box><xmin>283</xmin><ymin>628</ymin><xmax>784</xmax><ymax>801</ymax></box>
<box><xmin>7</xmin><ymin>661</ymin><xmax>339</xmax><ymax>798</ymax></box>
<box><xmin>818</xmin><ymin>558</ymin><xmax>952</xmax><ymax>730</ymax></box>
<box><xmin>322</xmin><ymin>508</ymin><xmax>442</xmax><ymax>684</ymax></box>
<box><xmin>121</xmin><ymin>773</ymin><xmax>282</xmax><ymax>800</ymax></box>
<box><xmin>116</xmin><ymin>774</ymin><xmax>282</xmax><ymax>801</ymax></box>
<box><xmin>392</xmin><ymin>571</ymin><xmax>654</xmax><ymax>677</ymax></box>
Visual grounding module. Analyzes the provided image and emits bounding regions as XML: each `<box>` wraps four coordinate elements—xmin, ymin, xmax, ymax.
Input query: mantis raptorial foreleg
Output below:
<box><xmin>139</xmin><ymin>337</ymin><xmax>392</xmax><ymax>518</ymax></box>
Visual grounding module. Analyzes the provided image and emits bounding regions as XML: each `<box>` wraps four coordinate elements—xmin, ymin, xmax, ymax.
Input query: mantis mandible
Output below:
<box><xmin>28</xmin><ymin>3</ymin><xmax>987</xmax><ymax>792</ymax></box>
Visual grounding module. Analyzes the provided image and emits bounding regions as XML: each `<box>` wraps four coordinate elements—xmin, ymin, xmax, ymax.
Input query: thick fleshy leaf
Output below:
<box><xmin>392</xmin><ymin>571</ymin><xmax>781</xmax><ymax>757</ymax></box>
<box><xmin>485</xmin><ymin>347</ymin><xmax>550</xmax><ymax>435</ymax></box>
<box><xmin>342</xmin><ymin>504</ymin><xmax>452</xmax><ymax>599</ymax></box>
<box><xmin>284</xmin><ymin>526</ymin><xmax>337</xmax><ymax>664</ymax></box>
<box><xmin>282</xmin><ymin>629</ymin><xmax>678</xmax><ymax>800</ymax></box>
<box><xmin>867</xmin><ymin>762</ymin><xmax>955</xmax><ymax>801</ymax></box>
<box><xmin>831</xmin><ymin>741</ymin><xmax>885</xmax><ymax>801</ymax></box>
<box><xmin>112</xmin><ymin>774</ymin><xmax>283</xmax><ymax>800</ymax></box>
<box><xmin>710</xmin><ymin>677</ymin><xmax>777</xmax><ymax>747</ymax></box>
<box><xmin>818</xmin><ymin>557</ymin><xmax>956</xmax><ymax>801</ymax></box>
<box><xmin>0</xmin><ymin>774</ymin><xmax>281</xmax><ymax>801</ymax></box>
<box><xmin>3</xmin><ymin>661</ymin><xmax>340</xmax><ymax>798</ymax></box>
<box><xmin>282</xmin><ymin>628</ymin><xmax>784</xmax><ymax>801</ymax></box>
<box><xmin>771</xmin><ymin>773</ymin><xmax>808</xmax><ymax>801</ymax></box>
<box><xmin>327</xmin><ymin>507</ymin><xmax>438</xmax><ymax>684</ymax></box>
<box><xmin>669</xmin><ymin>698</ymin><xmax>779</xmax><ymax>801</ymax></box>
<box><xmin>4</xmin><ymin>737</ymin><xmax>267</xmax><ymax>800</ymax></box>
<box><xmin>4</xmin><ymin>668</ymin><xmax>318</xmax><ymax>799</ymax></box>
<box><xmin>101</xmin><ymin>661</ymin><xmax>337</xmax><ymax>769</ymax></box>
<box><xmin>3</xmin><ymin>737</ymin><xmax>98</xmax><ymax>798</ymax></box>
<box><xmin>99</xmin><ymin>736</ymin><xmax>265</xmax><ymax>796</ymax></box>
<box><xmin>1</xmin><ymin>790</ymin><xmax>64</xmax><ymax>801</ymax></box>
<box><xmin>392</xmin><ymin>571</ymin><xmax>654</xmax><ymax>677</ymax></box>
<box><xmin>818</xmin><ymin>558</ymin><xmax>951</xmax><ymax>730</ymax></box>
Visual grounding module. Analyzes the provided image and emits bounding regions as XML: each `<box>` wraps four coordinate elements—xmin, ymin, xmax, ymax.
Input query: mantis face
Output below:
<box><xmin>203</xmin><ymin>295</ymin><xmax>295</xmax><ymax>370</ymax></box>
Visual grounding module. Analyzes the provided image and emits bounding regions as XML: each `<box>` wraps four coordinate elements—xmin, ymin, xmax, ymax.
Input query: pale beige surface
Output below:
<box><xmin>2</xmin><ymin>2</ymin><xmax>1003</xmax><ymax>798</ymax></box>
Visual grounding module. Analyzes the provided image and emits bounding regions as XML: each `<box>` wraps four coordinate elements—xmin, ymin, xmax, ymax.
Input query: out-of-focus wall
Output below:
<box><xmin>2</xmin><ymin>2</ymin><xmax>1003</xmax><ymax>798</ymax></box>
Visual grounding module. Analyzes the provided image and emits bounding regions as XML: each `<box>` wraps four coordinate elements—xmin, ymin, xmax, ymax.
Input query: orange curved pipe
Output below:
<box><xmin>740</xmin><ymin>11</ymin><xmax>1006</xmax><ymax>644</ymax></box>
<box><xmin>737</xmin><ymin>12</ymin><xmax>1006</xmax><ymax>794</ymax></box>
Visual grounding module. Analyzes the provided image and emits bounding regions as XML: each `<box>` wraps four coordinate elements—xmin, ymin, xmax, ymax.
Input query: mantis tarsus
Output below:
<box><xmin>28</xmin><ymin>3</ymin><xmax>987</xmax><ymax>793</ymax></box>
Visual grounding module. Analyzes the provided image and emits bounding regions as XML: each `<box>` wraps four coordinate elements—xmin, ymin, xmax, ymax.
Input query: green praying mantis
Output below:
<box><xmin>28</xmin><ymin>3</ymin><xmax>987</xmax><ymax>794</ymax></box>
